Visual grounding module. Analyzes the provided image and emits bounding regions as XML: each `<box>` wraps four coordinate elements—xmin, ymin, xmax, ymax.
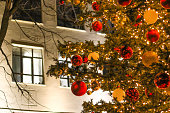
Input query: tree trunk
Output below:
<box><xmin>0</xmin><ymin>2</ymin><xmax>10</xmax><ymax>48</ymax></box>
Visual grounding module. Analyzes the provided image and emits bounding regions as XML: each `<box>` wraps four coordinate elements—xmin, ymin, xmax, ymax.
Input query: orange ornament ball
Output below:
<box><xmin>154</xmin><ymin>73</ymin><xmax>170</xmax><ymax>89</ymax></box>
<box><xmin>92</xmin><ymin>21</ymin><xmax>102</xmax><ymax>31</ymax></box>
<box><xmin>160</xmin><ymin>0</ymin><xmax>170</xmax><ymax>9</ymax></box>
<box><xmin>146</xmin><ymin>29</ymin><xmax>160</xmax><ymax>42</ymax></box>
<box><xmin>71</xmin><ymin>55</ymin><xmax>83</xmax><ymax>66</ymax></box>
<box><xmin>117</xmin><ymin>0</ymin><xmax>132</xmax><ymax>7</ymax></box>
<box><xmin>71</xmin><ymin>81</ymin><xmax>87</xmax><ymax>96</ymax></box>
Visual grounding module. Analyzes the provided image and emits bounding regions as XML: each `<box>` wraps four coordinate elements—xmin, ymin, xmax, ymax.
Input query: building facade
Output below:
<box><xmin>0</xmin><ymin>0</ymin><xmax>112</xmax><ymax>113</ymax></box>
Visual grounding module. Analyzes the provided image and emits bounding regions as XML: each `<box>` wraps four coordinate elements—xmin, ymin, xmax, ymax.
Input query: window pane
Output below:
<box><xmin>22</xmin><ymin>48</ymin><xmax>32</xmax><ymax>57</ymax></box>
<box><xmin>13</xmin><ymin>74</ymin><xmax>21</xmax><ymax>82</ymax></box>
<box><xmin>60</xmin><ymin>78</ymin><xmax>69</xmax><ymax>87</ymax></box>
<box><xmin>23</xmin><ymin>75</ymin><xmax>32</xmax><ymax>83</ymax></box>
<box><xmin>12</xmin><ymin>47</ymin><xmax>20</xmax><ymax>55</ymax></box>
<box><xmin>33</xmin><ymin>49</ymin><xmax>42</xmax><ymax>57</ymax></box>
<box><xmin>57</xmin><ymin>2</ymin><xmax>84</xmax><ymax>30</ymax></box>
<box><xmin>12</xmin><ymin>56</ymin><xmax>21</xmax><ymax>73</ymax></box>
<box><xmin>12</xmin><ymin>0</ymin><xmax>42</xmax><ymax>23</ymax></box>
<box><xmin>33</xmin><ymin>58</ymin><xmax>42</xmax><ymax>75</ymax></box>
<box><xmin>23</xmin><ymin>58</ymin><xmax>32</xmax><ymax>74</ymax></box>
<box><xmin>34</xmin><ymin>76</ymin><xmax>43</xmax><ymax>84</ymax></box>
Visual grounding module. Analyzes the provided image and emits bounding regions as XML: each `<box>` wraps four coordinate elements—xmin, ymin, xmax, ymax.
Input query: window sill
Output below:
<box><xmin>58</xmin><ymin>86</ymin><xmax>71</xmax><ymax>89</ymax></box>
<box><xmin>11</xmin><ymin>19</ymin><xmax>44</xmax><ymax>26</ymax></box>
<box><xmin>11</xmin><ymin>82</ymin><xmax>46</xmax><ymax>87</ymax></box>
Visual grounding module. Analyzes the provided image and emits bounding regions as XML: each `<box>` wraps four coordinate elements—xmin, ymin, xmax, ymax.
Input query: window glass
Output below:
<box><xmin>23</xmin><ymin>58</ymin><xmax>32</xmax><ymax>74</ymax></box>
<box><xmin>60</xmin><ymin>78</ymin><xmax>69</xmax><ymax>87</ymax></box>
<box><xmin>22</xmin><ymin>48</ymin><xmax>32</xmax><ymax>57</ymax></box>
<box><xmin>12</xmin><ymin>0</ymin><xmax>42</xmax><ymax>23</ymax></box>
<box><xmin>23</xmin><ymin>75</ymin><xmax>32</xmax><ymax>83</ymax></box>
<box><xmin>33</xmin><ymin>58</ymin><xmax>42</xmax><ymax>75</ymax></box>
<box><xmin>33</xmin><ymin>49</ymin><xmax>42</xmax><ymax>57</ymax></box>
<box><xmin>34</xmin><ymin>76</ymin><xmax>43</xmax><ymax>84</ymax></box>
<box><xmin>12</xmin><ymin>47</ymin><xmax>20</xmax><ymax>55</ymax></box>
<box><xmin>12</xmin><ymin>56</ymin><xmax>21</xmax><ymax>73</ymax></box>
<box><xmin>13</xmin><ymin>74</ymin><xmax>22</xmax><ymax>82</ymax></box>
<box><xmin>57</xmin><ymin>0</ymin><xmax>84</xmax><ymax>30</ymax></box>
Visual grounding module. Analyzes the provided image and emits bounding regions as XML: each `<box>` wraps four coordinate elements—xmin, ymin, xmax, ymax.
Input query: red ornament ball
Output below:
<box><xmin>114</xmin><ymin>47</ymin><xmax>121</xmax><ymax>53</ymax></box>
<box><xmin>154</xmin><ymin>73</ymin><xmax>170</xmax><ymax>89</ymax></box>
<box><xmin>117</xmin><ymin>0</ymin><xmax>132</xmax><ymax>7</ymax></box>
<box><xmin>120</xmin><ymin>46</ymin><xmax>133</xmax><ymax>59</ymax></box>
<box><xmin>71</xmin><ymin>55</ymin><xmax>83</xmax><ymax>66</ymax></box>
<box><xmin>145</xmin><ymin>89</ymin><xmax>153</xmax><ymax>98</ymax></box>
<box><xmin>92</xmin><ymin>2</ymin><xmax>100</xmax><ymax>11</ymax></box>
<box><xmin>71</xmin><ymin>81</ymin><xmax>87</xmax><ymax>96</ymax></box>
<box><xmin>134</xmin><ymin>15</ymin><xmax>142</xmax><ymax>27</ymax></box>
<box><xmin>92</xmin><ymin>21</ymin><xmax>102</xmax><ymax>31</ymax></box>
<box><xmin>125</xmin><ymin>88</ymin><xmax>139</xmax><ymax>101</ymax></box>
<box><xmin>83</xmin><ymin>55</ymin><xmax>88</xmax><ymax>63</ymax></box>
<box><xmin>146</xmin><ymin>29</ymin><xmax>160</xmax><ymax>42</ymax></box>
<box><xmin>59</xmin><ymin>0</ymin><xmax>64</xmax><ymax>5</ymax></box>
<box><xmin>160</xmin><ymin>0</ymin><xmax>170</xmax><ymax>9</ymax></box>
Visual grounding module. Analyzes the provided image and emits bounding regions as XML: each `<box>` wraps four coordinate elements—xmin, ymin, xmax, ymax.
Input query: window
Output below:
<box><xmin>58</xmin><ymin>54</ymin><xmax>72</xmax><ymax>87</ymax></box>
<box><xmin>12</xmin><ymin>0</ymin><xmax>42</xmax><ymax>23</ymax></box>
<box><xmin>12</xmin><ymin>44</ymin><xmax>44</xmax><ymax>84</ymax></box>
<box><xmin>56</xmin><ymin>0</ymin><xmax>84</xmax><ymax>30</ymax></box>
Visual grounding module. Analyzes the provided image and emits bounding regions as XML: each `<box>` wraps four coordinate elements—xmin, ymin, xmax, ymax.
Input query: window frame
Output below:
<box><xmin>12</xmin><ymin>43</ymin><xmax>44</xmax><ymax>84</ymax></box>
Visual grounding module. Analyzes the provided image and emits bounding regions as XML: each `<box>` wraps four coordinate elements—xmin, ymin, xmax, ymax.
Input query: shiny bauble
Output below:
<box><xmin>71</xmin><ymin>81</ymin><xmax>87</xmax><ymax>96</ymax></box>
<box><xmin>125</xmin><ymin>88</ymin><xmax>139</xmax><ymax>101</ymax></box>
<box><xmin>144</xmin><ymin>9</ymin><xmax>158</xmax><ymax>24</ymax></box>
<box><xmin>146</xmin><ymin>29</ymin><xmax>160</xmax><ymax>42</ymax></box>
<box><xmin>71</xmin><ymin>55</ymin><xmax>83</xmax><ymax>66</ymax></box>
<box><xmin>73</xmin><ymin>0</ymin><xmax>80</xmax><ymax>5</ymax></box>
<box><xmin>120</xmin><ymin>46</ymin><xmax>133</xmax><ymax>59</ymax></box>
<box><xmin>82</xmin><ymin>55</ymin><xmax>88</xmax><ymax>63</ymax></box>
<box><xmin>117</xmin><ymin>0</ymin><xmax>132</xmax><ymax>7</ymax></box>
<box><xmin>54</xmin><ymin>68</ymin><xmax>63</xmax><ymax>76</ymax></box>
<box><xmin>112</xmin><ymin>88</ymin><xmax>125</xmax><ymax>102</ymax></box>
<box><xmin>142</xmin><ymin>51</ymin><xmax>158</xmax><ymax>67</ymax></box>
<box><xmin>92</xmin><ymin>21</ymin><xmax>103</xmax><ymax>31</ymax></box>
<box><xmin>145</xmin><ymin>89</ymin><xmax>153</xmax><ymax>98</ymax></box>
<box><xmin>59</xmin><ymin>0</ymin><xmax>64</xmax><ymax>5</ymax></box>
<box><xmin>154</xmin><ymin>73</ymin><xmax>170</xmax><ymax>89</ymax></box>
<box><xmin>160</xmin><ymin>0</ymin><xmax>170</xmax><ymax>9</ymax></box>
<box><xmin>92</xmin><ymin>2</ymin><xmax>100</xmax><ymax>11</ymax></box>
<box><xmin>134</xmin><ymin>15</ymin><xmax>142</xmax><ymax>27</ymax></box>
<box><xmin>87</xmin><ymin>90</ymin><xmax>92</xmax><ymax>95</ymax></box>
<box><xmin>91</xmin><ymin>80</ymin><xmax>101</xmax><ymax>91</ymax></box>
<box><xmin>88</xmin><ymin>52</ymin><xmax>99</xmax><ymax>63</ymax></box>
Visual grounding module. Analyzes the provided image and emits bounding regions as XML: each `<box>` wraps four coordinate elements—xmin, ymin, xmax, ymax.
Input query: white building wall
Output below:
<box><xmin>0</xmin><ymin>1</ymin><xmax>111</xmax><ymax>113</ymax></box>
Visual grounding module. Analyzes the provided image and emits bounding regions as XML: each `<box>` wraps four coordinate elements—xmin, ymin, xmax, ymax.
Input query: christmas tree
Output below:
<box><xmin>48</xmin><ymin>0</ymin><xmax>170</xmax><ymax>112</ymax></box>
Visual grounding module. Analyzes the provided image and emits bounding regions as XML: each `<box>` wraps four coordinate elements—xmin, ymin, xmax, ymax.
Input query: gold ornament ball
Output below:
<box><xmin>73</xmin><ymin>0</ymin><xmax>80</xmax><ymax>5</ymax></box>
<box><xmin>88</xmin><ymin>52</ymin><xmax>99</xmax><ymax>64</ymax></box>
<box><xmin>88</xmin><ymin>52</ymin><xmax>99</xmax><ymax>60</ymax></box>
<box><xmin>91</xmin><ymin>80</ymin><xmax>101</xmax><ymax>91</ymax></box>
<box><xmin>112</xmin><ymin>88</ymin><xmax>125</xmax><ymax>102</ymax></box>
<box><xmin>54</xmin><ymin>68</ymin><xmax>63</xmax><ymax>75</ymax></box>
<box><xmin>87</xmin><ymin>90</ymin><xmax>92</xmax><ymax>95</ymax></box>
<box><xmin>142</xmin><ymin>51</ymin><xmax>158</xmax><ymax>67</ymax></box>
<box><xmin>165</xmin><ymin>86</ymin><xmax>170</xmax><ymax>95</ymax></box>
<box><xmin>79</xmin><ymin>17</ymin><xmax>83</xmax><ymax>21</ymax></box>
<box><xmin>144</xmin><ymin>9</ymin><xmax>158</xmax><ymax>24</ymax></box>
